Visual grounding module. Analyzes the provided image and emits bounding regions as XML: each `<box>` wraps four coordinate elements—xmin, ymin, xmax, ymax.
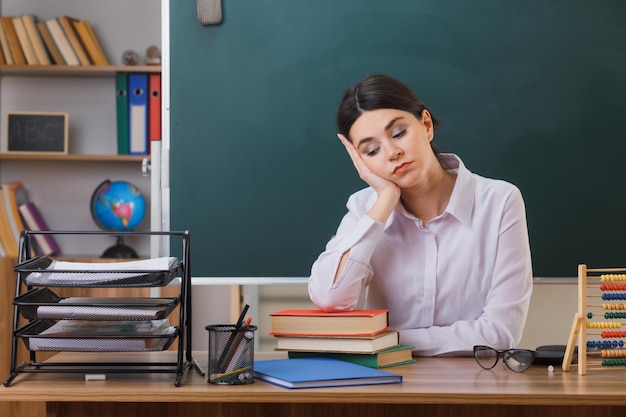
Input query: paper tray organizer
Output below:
<box><xmin>4</xmin><ymin>230</ymin><xmax>204</xmax><ymax>387</ymax></box>
<box><xmin>16</xmin><ymin>256</ymin><xmax>180</xmax><ymax>287</ymax></box>
<box><xmin>15</xmin><ymin>287</ymin><xmax>180</xmax><ymax>321</ymax></box>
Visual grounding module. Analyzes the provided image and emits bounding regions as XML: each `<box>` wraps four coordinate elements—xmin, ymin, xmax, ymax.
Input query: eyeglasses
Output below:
<box><xmin>473</xmin><ymin>345</ymin><xmax>536</xmax><ymax>373</ymax></box>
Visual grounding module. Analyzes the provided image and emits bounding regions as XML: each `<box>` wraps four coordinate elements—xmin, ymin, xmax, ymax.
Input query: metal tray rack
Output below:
<box><xmin>4</xmin><ymin>230</ymin><xmax>204</xmax><ymax>387</ymax></box>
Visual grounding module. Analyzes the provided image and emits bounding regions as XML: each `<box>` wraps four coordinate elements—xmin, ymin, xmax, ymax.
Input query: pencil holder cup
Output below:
<box><xmin>206</xmin><ymin>324</ymin><xmax>257</xmax><ymax>385</ymax></box>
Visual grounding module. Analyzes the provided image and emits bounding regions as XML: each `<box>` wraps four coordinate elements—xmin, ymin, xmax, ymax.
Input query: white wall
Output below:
<box><xmin>191</xmin><ymin>279</ymin><xmax>579</xmax><ymax>352</ymax></box>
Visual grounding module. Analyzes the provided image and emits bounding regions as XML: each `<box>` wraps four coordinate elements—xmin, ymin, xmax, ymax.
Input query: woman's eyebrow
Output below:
<box><xmin>356</xmin><ymin>116</ymin><xmax>404</xmax><ymax>148</ymax></box>
<box><xmin>384</xmin><ymin>116</ymin><xmax>404</xmax><ymax>131</ymax></box>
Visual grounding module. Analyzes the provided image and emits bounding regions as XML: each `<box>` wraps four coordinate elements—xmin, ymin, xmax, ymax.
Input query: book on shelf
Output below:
<box><xmin>270</xmin><ymin>309</ymin><xmax>389</xmax><ymax>337</ymax></box>
<box><xmin>21</xmin><ymin>14</ymin><xmax>50</xmax><ymax>65</ymax></box>
<box><xmin>274</xmin><ymin>329</ymin><xmax>400</xmax><ymax>354</ymax></box>
<box><xmin>2</xmin><ymin>181</ymin><xmax>28</xmax><ymax>244</ymax></box>
<box><xmin>45</xmin><ymin>18</ymin><xmax>79</xmax><ymax>65</ymax></box>
<box><xmin>12</xmin><ymin>16</ymin><xmax>38</xmax><ymax>65</ymax></box>
<box><xmin>1</xmin><ymin>16</ymin><xmax>26</xmax><ymax>65</ymax></box>
<box><xmin>72</xmin><ymin>19</ymin><xmax>109</xmax><ymax>66</ymax></box>
<box><xmin>253</xmin><ymin>357</ymin><xmax>402</xmax><ymax>389</ymax></box>
<box><xmin>287</xmin><ymin>344</ymin><xmax>416</xmax><ymax>369</ymax></box>
<box><xmin>0</xmin><ymin>37</ymin><xmax>5</xmax><ymax>65</ymax></box>
<box><xmin>0</xmin><ymin>190</ymin><xmax>18</xmax><ymax>257</ymax></box>
<box><xmin>17</xmin><ymin>201</ymin><xmax>60</xmax><ymax>256</ymax></box>
<box><xmin>58</xmin><ymin>16</ymin><xmax>91</xmax><ymax>65</ymax></box>
<box><xmin>0</xmin><ymin>18</ymin><xmax>14</xmax><ymax>64</ymax></box>
<box><xmin>36</xmin><ymin>21</ymin><xmax>65</xmax><ymax>65</ymax></box>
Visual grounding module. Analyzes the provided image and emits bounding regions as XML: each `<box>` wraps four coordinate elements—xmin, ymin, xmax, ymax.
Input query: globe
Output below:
<box><xmin>90</xmin><ymin>180</ymin><xmax>146</xmax><ymax>231</ymax></box>
<box><xmin>90</xmin><ymin>180</ymin><xmax>145</xmax><ymax>258</ymax></box>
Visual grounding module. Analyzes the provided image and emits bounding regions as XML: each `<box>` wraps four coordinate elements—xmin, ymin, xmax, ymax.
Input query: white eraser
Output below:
<box><xmin>85</xmin><ymin>374</ymin><xmax>106</xmax><ymax>381</ymax></box>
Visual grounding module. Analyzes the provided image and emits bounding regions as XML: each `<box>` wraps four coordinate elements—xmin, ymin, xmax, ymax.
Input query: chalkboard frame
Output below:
<box><xmin>5</xmin><ymin>111</ymin><xmax>69</xmax><ymax>154</ymax></box>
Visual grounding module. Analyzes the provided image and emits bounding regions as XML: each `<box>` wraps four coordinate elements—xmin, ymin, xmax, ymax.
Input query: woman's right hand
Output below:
<box><xmin>337</xmin><ymin>134</ymin><xmax>400</xmax><ymax>222</ymax></box>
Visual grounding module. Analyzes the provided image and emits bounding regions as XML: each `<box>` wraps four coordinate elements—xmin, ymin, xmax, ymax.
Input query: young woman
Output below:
<box><xmin>308</xmin><ymin>74</ymin><xmax>533</xmax><ymax>356</ymax></box>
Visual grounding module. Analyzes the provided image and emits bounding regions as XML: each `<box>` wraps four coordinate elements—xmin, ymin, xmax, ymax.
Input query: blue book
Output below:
<box><xmin>253</xmin><ymin>357</ymin><xmax>402</xmax><ymax>389</ymax></box>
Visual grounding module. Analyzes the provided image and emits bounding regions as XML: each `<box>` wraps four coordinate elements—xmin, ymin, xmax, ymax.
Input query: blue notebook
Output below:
<box><xmin>253</xmin><ymin>357</ymin><xmax>402</xmax><ymax>389</ymax></box>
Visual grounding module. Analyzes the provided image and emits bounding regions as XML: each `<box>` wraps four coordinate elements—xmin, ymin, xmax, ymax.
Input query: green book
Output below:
<box><xmin>287</xmin><ymin>344</ymin><xmax>415</xmax><ymax>369</ymax></box>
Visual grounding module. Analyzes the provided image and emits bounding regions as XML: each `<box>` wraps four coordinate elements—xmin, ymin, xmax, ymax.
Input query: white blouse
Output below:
<box><xmin>308</xmin><ymin>154</ymin><xmax>533</xmax><ymax>356</ymax></box>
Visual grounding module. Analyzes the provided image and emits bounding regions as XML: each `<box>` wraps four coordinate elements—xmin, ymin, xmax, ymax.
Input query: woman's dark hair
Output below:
<box><xmin>337</xmin><ymin>74</ymin><xmax>441</xmax><ymax>141</ymax></box>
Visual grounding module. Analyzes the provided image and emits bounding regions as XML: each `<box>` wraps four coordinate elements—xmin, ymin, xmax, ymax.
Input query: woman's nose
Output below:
<box><xmin>388</xmin><ymin>145</ymin><xmax>403</xmax><ymax>159</ymax></box>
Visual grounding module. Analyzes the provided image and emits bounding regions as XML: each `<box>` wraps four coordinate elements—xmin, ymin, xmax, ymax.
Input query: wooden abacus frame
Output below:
<box><xmin>563</xmin><ymin>264</ymin><xmax>626</xmax><ymax>375</ymax></box>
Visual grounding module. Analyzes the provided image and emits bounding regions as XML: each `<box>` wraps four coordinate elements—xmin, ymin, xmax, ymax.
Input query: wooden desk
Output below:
<box><xmin>1</xmin><ymin>351</ymin><xmax>626</xmax><ymax>417</ymax></box>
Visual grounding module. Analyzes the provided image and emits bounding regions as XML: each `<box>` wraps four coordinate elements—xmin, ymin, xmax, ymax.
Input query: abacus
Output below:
<box><xmin>563</xmin><ymin>264</ymin><xmax>626</xmax><ymax>374</ymax></box>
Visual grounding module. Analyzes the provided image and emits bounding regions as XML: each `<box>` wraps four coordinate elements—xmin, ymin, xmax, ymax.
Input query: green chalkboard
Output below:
<box><xmin>170</xmin><ymin>0</ymin><xmax>626</xmax><ymax>277</ymax></box>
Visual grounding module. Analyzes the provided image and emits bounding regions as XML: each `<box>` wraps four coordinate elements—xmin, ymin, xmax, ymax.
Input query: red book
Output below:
<box><xmin>18</xmin><ymin>201</ymin><xmax>60</xmax><ymax>256</ymax></box>
<box><xmin>148</xmin><ymin>73</ymin><xmax>161</xmax><ymax>142</ymax></box>
<box><xmin>269</xmin><ymin>309</ymin><xmax>389</xmax><ymax>337</ymax></box>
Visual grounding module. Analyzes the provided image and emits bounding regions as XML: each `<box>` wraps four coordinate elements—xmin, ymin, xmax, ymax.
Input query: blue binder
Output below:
<box><xmin>128</xmin><ymin>73</ymin><xmax>148</xmax><ymax>155</ymax></box>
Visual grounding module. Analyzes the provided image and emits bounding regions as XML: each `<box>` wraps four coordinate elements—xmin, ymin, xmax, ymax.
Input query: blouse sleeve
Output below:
<box><xmin>308</xmin><ymin>207</ymin><xmax>386</xmax><ymax>312</ymax></box>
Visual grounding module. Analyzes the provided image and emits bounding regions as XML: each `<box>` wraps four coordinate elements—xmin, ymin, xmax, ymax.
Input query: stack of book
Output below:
<box><xmin>269</xmin><ymin>309</ymin><xmax>415</xmax><ymax>369</ymax></box>
<box><xmin>0</xmin><ymin>14</ymin><xmax>109</xmax><ymax>66</ymax></box>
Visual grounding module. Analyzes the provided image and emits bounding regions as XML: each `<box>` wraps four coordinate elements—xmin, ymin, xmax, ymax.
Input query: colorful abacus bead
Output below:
<box><xmin>587</xmin><ymin>321</ymin><xmax>621</xmax><ymax>329</ymax></box>
<box><xmin>602</xmin><ymin>303</ymin><xmax>626</xmax><ymax>310</ymax></box>
<box><xmin>602</xmin><ymin>293</ymin><xmax>626</xmax><ymax>300</ymax></box>
<box><xmin>601</xmin><ymin>274</ymin><xmax>626</xmax><ymax>282</ymax></box>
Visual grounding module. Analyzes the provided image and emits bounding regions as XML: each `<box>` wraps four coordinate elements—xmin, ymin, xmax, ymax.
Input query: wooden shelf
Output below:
<box><xmin>0</xmin><ymin>65</ymin><xmax>161</xmax><ymax>77</ymax></box>
<box><xmin>0</xmin><ymin>153</ymin><xmax>148</xmax><ymax>162</ymax></box>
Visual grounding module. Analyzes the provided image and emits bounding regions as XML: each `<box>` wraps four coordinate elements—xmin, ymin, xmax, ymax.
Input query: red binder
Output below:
<box><xmin>148</xmin><ymin>73</ymin><xmax>161</xmax><ymax>142</ymax></box>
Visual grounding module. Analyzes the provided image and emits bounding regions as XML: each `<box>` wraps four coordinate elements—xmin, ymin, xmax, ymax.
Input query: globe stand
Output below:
<box><xmin>101</xmin><ymin>235</ymin><xmax>138</xmax><ymax>259</ymax></box>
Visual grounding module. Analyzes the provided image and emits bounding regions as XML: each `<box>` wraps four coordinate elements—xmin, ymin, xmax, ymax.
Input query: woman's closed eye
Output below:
<box><xmin>391</xmin><ymin>127</ymin><xmax>407</xmax><ymax>139</ymax></box>
<box><xmin>364</xmin><ymin>145</ymin><xmax>381</xmax><ymax>157</ymax></box>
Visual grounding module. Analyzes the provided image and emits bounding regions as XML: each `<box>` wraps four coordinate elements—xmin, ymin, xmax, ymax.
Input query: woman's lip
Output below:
<box><xmin>393</xmin><ymin>162</ymin><xmax>411</xmax><ymax>175</ymax></box>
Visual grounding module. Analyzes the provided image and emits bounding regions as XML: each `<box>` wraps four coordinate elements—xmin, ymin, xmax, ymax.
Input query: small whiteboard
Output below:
<box><xmin>5</xmin><ymin>111</ymin><xmax>68</xmax><ymax>154</ymax></box>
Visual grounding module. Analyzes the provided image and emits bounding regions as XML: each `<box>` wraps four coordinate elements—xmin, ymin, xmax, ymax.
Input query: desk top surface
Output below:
<box><xmin>0</xmin><ymin>351</ymin><xmax>624</xmax><ymax>406</ymax></box>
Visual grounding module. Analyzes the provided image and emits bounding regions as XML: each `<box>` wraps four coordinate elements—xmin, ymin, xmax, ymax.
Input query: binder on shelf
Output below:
<box><xmin>36</xmin><ymin>21</ymin><xmax>65</xmax><ymax>65</ymax></box>
<box><xmin>128</xmin><ymin>73</ymin><xmax>149</xmax><ymax>155</ymax></box>
<box><xmin>18</xmin><ymin>201</ymin><xmax>60</xmax><ymax>256</ymax></box>
<box><xmin>116</xmin><ymin>72</ymin><xmax>130</xmax><ymax>155</ymax></box>
<box><xmin>149</xmin><ymin>73</ymin><xmax>161</xmax><ymax>141</ymax></box>
<box><xmin>0</xmin><ymin>18</ymin><xmax>14</xmax><ymax>65</ymax></box>
<box><xmin>21</xmin><ymin>14</ymin><xmax>50</xmax><ymax>65</ymax></box>
<box><xmin>12</xmin><ymin>16</ymin><xmax>37</xmax><ymax>65</ymax></box>
<box><xmin>57</xmin><ymin>16</ymin><xmax>91</xmax><ymax>65</ymax></box>
<box><xmin>45</xmin><ymin>18</ymin><xmax>78</xmax><ymax>66</ymax></box>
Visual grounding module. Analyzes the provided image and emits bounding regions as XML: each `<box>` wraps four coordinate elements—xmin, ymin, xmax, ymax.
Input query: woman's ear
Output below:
<box><xmin>421</xmin><ymin>110</ymin><xmax>435</xmax><ymax>141</ymax></box>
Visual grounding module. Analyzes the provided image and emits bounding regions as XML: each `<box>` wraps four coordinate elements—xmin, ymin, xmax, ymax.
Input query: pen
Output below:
<box><xmin>224</xmin><ymin>330</ymin><xmax>253</xmax><ymax>373</ymax></box>
<box><xmin>220</xmin><ymin>317</ymin><xmax>253</xmax><ymax>373</ymax></box>
<box><xmin>235</xmin><ymin>304</ymin><xmax>250</xmax><ymax>328</ymax></box>
<box><xmin>217</xmin><ymin>304</ymin><xmax>250</xmax><ymax>370</ymax></box>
